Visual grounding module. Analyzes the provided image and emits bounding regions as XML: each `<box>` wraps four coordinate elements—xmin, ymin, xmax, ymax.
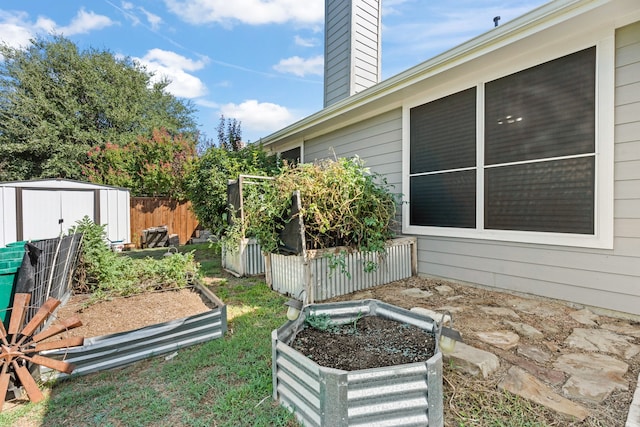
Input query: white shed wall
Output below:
<box><xmin>0</xmin><ymin>180</ymin><xmax>130</xmax><ymax>247</ymax></box>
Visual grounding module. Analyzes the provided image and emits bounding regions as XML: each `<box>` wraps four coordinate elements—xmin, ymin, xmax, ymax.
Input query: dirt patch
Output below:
<box><xmin>291</xmin><ymin>316</ymin><xmax>436</xmax><ymax>371</ymax></box>
<box><xmin>53</xmin><ymin>287</ymin><xmax>214</xmax><ymax>339</ymax></box>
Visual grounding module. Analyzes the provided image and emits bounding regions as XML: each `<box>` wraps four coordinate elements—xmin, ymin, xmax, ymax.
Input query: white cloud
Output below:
<box><xmin>273</xmin><ymin>55</ymin><xmax>323</xmax><ymax>77</ymax></box>
<box><xmin>219</xmin><ymin>100</ymin><xmax>296</xmax><ymax>137</ymax></box>
<box><xmin>0</xmin><ymin>9</ymin><xmax>114</xmax><ymax>48</ymax></box>
<box><xmin>139</xmin><ymin>7</ymin><xmax>163</xmax><ymax>31</ymax></box>
<box><xmin>294</xmin><ymin>35</ymin><xmax>318</xmax><ymax>48</ymax></box>
<box><xmin>164</xmin><ymin>0</ymin><xmax>323</xmax><ymax>26</ymax></box>
<box><xmin>136</xmin><ymin>48</ymin><xmax>208</xmax><ymax>98</ymax></box>
<box><xmin>57</xmin><ymin>8</ymin><xmax>115</xmax><ymax>35</ymax></box>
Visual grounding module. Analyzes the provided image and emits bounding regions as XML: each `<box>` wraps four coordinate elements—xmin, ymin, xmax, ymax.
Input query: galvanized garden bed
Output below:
<box><xmin>265</xmin><ymin>237</ymin><xmax>417</xmax><ymax>303</ymax></box>
<box><xmin>41</xmin><ymin>283</ymin><xmax>227</xmax><ymax>379</ymax></box>
<box><xmin>222</xmin><ymin>238</ymin><xmax>264</xmax><ymax>277</ymax></box>
<box><xmin>272</xmin><ymin>299</ymin><xmax>443</xmax><ymax>427</ymax></box>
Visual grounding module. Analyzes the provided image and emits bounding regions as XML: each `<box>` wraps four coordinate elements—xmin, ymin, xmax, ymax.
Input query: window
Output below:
<box><xmin>405</xmin><ymin>45</ymin><xmax>611</xmax><ymax>247</ymax></box>
<box><xmin>280</xmin><ymin>146</ymin><xmax>301</xmax><ymax>166</ymax></box>
<box><xmin>409</xmin><ymin>88</ymin><xmax>477</xmax><ymax>228</ymax></box>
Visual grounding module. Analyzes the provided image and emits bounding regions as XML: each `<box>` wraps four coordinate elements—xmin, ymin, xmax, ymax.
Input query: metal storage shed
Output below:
<box><xmin>0</xmin><ymin>179</ymin><xmax>130</xmax><ymax>247</ymax></box>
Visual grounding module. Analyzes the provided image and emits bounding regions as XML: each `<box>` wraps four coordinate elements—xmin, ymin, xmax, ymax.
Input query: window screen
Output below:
<box><xmin>280</xmin><ymin>147</ymin><xmax>301</xmax><ymax>166</ymax></box>
<box><xmin>485</xmin><ymin>157</ymin><xmax>594</xmax><ymax>234</ymax></box>
<box><xmin>485</xmin><ymin>47</ymin><xmax>596</xmax><ymax>165</ymax></box>
<box><xmin>410</xmin><ymin>87</ymin><xmax>476</xmax><ymax>174</ymax></box>
<box><xmin>410</xmin><ymin>170</ymin><xmax>476</xmax><ymax>228</ymax></box>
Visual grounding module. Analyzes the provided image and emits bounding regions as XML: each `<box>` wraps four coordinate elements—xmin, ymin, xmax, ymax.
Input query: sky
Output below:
<box><xmin>0</xmin><ymin>0</ymin><xmax>549</xmax><ymax>144</ymax></box>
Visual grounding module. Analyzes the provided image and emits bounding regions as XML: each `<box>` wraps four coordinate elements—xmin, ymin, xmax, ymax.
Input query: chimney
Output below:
<box><xmin>323</xmin><ymin>0</ymin><xmax>382</xmax><ymax>108</ymax></box>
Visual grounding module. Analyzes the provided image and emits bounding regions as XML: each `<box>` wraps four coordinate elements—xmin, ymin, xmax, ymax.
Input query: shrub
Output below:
<box><xmin>183</xmin><ymin>144</ymin><xmax>279</xmax><ymax>237</ymax></box>
<box><xmin>239</xmin><ymin>157</ymin><xmax>398</xmax><ymax>255</ymax></box>
<box><xmin>69</xmin><ymin>216</ymin><xmax>199</xmax><ymax>303</ymax></box>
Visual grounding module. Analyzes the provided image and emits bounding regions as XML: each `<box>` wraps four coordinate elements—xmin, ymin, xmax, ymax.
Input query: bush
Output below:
<box><xmin>70</xmin><ymin>216</ymin><xmax>199</xmax><ymax>303</ymax></box>
<box><xmin>183</xmin><ymin>144</ymin><xmax>279</xmax><ymax>237</ymax></box>
<box><xmin>238</xmin><ymin>157</ymin><xmax>398</xmax><ymax>254</ymax></box>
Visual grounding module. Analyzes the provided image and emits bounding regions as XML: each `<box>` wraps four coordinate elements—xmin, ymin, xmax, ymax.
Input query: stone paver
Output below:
<box><xmin>553</xmin><ymin>353</ymin><xmax>629</xmax><ymax>390</ymax></box>
<box><xmin>517</xmin><ymin>344</ymin><xmax>551</xmax><ymax>364</ymax></box>
<box><xmin>476</xmin><ymin>330</ymin><xmax>520</xmax><ymax>350</ymax></box>
<box><xmin>569</xmin><ymin>308</ymin><xmax>600</xmax><ymax>326</ymax></box>
<box><xmin>563</xmin><ymin>375</ymin><xmax>618</xmax><ymax>403</ymax></box>
<box><xmin>443</xmin><ymin>341</ymin><xmax>500</xmax><ymax>378</ymax></box>
<box><xmin>499</xmin><ymin>366</ymin><xmax>590</xmax><ymax>421</ymax></box>
<box><xmin>410</xmin><ymin>307</ymin><xmax>451</xmax><ymax>324</ymax></box>
<box><xmin>435</xmin><ymin>285</ymin><xmax>455</xmax><ymax>296</ymax></box>
<box><xmin>400</xmin><ymin>288</ymin><xmax>433</xmax><ymax>299</ymax></box>
<box><xmin>504</xmin><ymin>320</ymin><xmax>544</xmax><ymax>340</ymax></box>
<box><xmin>565</xmin><ymin>328</ymin><xmax>640</xmax><ymax>360</ymax></box>
<box><xmin>602</xmin><ymin>322</ymin><xmax>640</xmax><ymax>338</ymax></box>
<box><xmin>479</xmin><ymin>306</ymin><xmax>520</xmax><ymax>319</ymax></box>
<box><xmin>511</xmin><ymin>356</ymin><xmax>566</xmax><ymax>386</ymax></box>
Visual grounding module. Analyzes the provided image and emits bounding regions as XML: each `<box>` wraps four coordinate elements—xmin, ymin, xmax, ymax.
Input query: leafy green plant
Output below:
<box><xmin>241</xmin><ymin>156</ymin><xmax>398</xmax><ymax>257</ymax></box>
<box><xmin>183</xmin><ymin>144</ymin><xmax>279</xmax><ymax>237</ymax></box>
<box><xmin>69</xmin><ymin>216</ymin><xmax>199</xmax><ymax>303</ymax></box>
<box><xmin>304</xmin><ymin>313</ymin><xmax>334</xmax><ymax>331</ymax></box>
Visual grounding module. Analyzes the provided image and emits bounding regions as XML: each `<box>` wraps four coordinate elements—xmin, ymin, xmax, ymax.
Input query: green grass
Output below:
<box><xmin>0</xmin><ymin>244</ymin><xmax>298</xmax><ymax>427</ymax></box>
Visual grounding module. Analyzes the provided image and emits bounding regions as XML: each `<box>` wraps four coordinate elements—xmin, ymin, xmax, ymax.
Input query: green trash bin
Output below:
<box><xmin>0</xmin><ymin>264</ymin><xmax>19</xmax><ymax>324</ymax></box>
<box><xmin>4</xmin><ymin>240</ymin><xmax>28</xmax><ymax>248</ymax></box>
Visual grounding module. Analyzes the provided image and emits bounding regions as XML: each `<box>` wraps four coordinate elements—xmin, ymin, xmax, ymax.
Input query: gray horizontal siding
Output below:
<box><xmin>304</xmin><ymin>109</ymin><xmax>402</xmax><ymax>193</ymax></box>
<box><xmin>307</xmin><ymin>16</ymin><xmax>640</xmax><ymax>315</ymax></box>
<box><xmin>417</xmin><ymin>20</ymin><xmax>640</xmax><ymax>316</ymax></box>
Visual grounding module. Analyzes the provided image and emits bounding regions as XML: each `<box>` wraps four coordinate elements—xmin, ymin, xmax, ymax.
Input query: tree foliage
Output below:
<box><xmin>0</xmin><ymin>35</ymin><xmax>197</xmax><ymax>181</ymax></box>
<box><xmin>216</xmin><ymin>115</ymin><xmax>243</xmax><ymax>151</ymax></box>
<box><xmin>183</xmin><ymin>144</ymin><xmax>279</xmax><ymax>236</ymax></box>
<box><xmin>82</xmin><ymin>128</ymin><xmax>196</xmax><ymax>198</ymax></box>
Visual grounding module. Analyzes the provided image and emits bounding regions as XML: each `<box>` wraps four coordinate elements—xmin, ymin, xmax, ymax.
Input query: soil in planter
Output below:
<box><xmin>291</xmin><ymin>316</ymin><xmax>436</xmax><ymax>371</ymax></box>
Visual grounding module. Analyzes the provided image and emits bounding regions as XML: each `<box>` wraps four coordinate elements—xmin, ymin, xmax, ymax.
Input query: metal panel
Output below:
<box><xmin>222</xmin><ymin>238</ymin><xmax>265</xmax><ymax>277</ymax></box>
<box><xmin>272</xmin><ymin>299</ymin><xmax>442</xmax><ymax>427</ymax></box>
<box><xmin>42</xmin><ymin>284</ymin><xmax>226</xmax><ymax>379</ymax></box>
<box><xmin>267</xmin><ymin>237</ymin><xmax>416</xmax><ymax>303</ymax></box>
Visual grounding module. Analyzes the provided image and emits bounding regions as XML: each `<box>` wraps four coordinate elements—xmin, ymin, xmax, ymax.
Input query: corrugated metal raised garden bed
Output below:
<box><xmin>41</xmin><ymin>283</ymin><xmax>227</xmax><ymax>379</ymax></box>
<box><xmin>222</xmin><ymin>238</ymin><xmax>265</xmax><ymax>277</ymax></box>
<box><xmin>272</xmin><ymin>299</ymin><xmax>443</xmax><ymax>427</ymax></box>
<box><xmin>265</xmin><ymin>237</ymin><xmax>417</xmax><ymax>303</ymax></box>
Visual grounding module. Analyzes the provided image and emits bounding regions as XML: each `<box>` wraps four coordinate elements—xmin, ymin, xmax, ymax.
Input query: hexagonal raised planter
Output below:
<box><xmin>272</xmin><ymin>299</ymin><xmax>443</xmax><ymax>427</ymax></box>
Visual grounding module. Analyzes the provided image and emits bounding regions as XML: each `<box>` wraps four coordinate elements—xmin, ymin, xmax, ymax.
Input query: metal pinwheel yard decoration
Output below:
<box><xmin>0</xmin><ymin>293</ymin><xmax>84</xmax><ymax>410</ymax></box>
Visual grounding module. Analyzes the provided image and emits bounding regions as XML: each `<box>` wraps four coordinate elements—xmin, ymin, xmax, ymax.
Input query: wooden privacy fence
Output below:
<box><xmin>129</xmin><ymin>197</ymin><xmax>200</xmax><ymax>248</ymax></box>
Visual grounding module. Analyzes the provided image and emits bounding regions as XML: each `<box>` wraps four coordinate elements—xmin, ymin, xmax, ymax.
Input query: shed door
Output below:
<box><xmin>20</xmin><ymin>189</ymin><xmax>96</xmax><ymax>240</ymax></box>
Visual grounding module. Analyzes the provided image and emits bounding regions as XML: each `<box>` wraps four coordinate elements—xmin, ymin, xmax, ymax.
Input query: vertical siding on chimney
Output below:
<box><xmin>324</xmin><ymin>0</ymin><xmax>381</xmax><ymax>107</ymax></box>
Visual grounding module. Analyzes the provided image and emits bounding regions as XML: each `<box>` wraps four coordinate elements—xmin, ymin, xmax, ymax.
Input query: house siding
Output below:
<box><xmin>414</xmin><ymin>21</ymin><xmax>640</xmax><ymax>316</ymax></box>
<box><xmin>303</xmin><ymin>109</ymin><xmax>402</xmax><ymax>194</ymax></box>
<box><xmin>323</xmin><ymin>0</ymin><xmax>381</xmax><ymax>107</ymax></box>
<box><xmin>299</xmin><ymin>20</ymin><xmax>640</xmax><ymax>316</ymax></box>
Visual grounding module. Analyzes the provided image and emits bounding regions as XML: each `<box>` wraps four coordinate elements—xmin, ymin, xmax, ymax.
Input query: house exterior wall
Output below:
<box><xmin>287</xmin><ymin>20</ymin><xmax>640</xmax><ymax>316</ymax></box>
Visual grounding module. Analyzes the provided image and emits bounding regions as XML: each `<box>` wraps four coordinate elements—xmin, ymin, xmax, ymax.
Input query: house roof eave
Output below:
<box><xmin>260</xmin><ymin>0</ymin><xmax>631</xmax><ymax>148</ymax></box>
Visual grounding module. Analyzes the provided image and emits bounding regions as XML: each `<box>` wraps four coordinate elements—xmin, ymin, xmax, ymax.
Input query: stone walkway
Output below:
<box><xmin>407</xmin><ymin>289</ymin><xmax>640</xmax><ymax>425</ymax></box>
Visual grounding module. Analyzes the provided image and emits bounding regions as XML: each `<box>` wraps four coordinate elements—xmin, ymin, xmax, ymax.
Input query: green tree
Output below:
<box><xmin>0</xmin><ymin>35</ymin><xmax>197</xmax><ymax>181</ymax></box>
<box><xmin>82</xmin><ymin>128</ymin><xmax>196</xmax><ymax>198</ymax></box>
<box><xmin>216</xmin><ymin>115</ymin><xmax>243</xmax><ymax>151</ymax></box>
<box><xmin>183</xmin><ymin>144</ymin><xmax>279</xmax><ymax>236</ymax></box>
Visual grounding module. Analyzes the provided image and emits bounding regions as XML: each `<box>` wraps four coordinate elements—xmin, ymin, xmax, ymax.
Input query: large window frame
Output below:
<box><xmin>402</xmin><ymin>36</ymin><xmax>614</xmax><ymax>249</ymax></box>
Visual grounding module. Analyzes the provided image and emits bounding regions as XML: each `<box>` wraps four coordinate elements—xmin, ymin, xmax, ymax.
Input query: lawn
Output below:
<box><xmin>0</xmin><ymin>243</ymin><xmax>299</xmax><ymax>427</ymax></box>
